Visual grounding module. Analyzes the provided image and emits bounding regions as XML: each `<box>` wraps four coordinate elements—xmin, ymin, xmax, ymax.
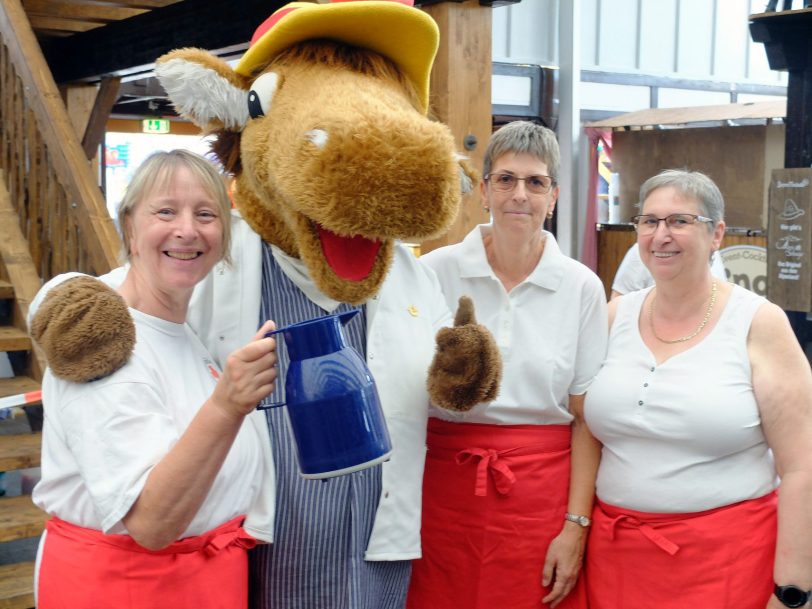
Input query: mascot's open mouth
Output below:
<box><xmin>316</xmin><ymin>225</ymin><xmax>382</xmax><ymax>282</ymax></box>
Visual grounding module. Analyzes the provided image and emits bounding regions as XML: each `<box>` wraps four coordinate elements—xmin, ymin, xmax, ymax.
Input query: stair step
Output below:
<box><xmin>0</xmin><ymin>434</ymin><xmax>41</xmax><ymax>471</ymax></box>
<box><xmin>0</xmin><ymin>329</ymin><xmax>30</xmax><ymax>353</ymax></box>
<box><xmin>0</xmin><ymin>496</ymin><xmax>46</xmax><ymax>543</ymax></box>
<box><xmin>0</xmin><ymin>280</ymin><xmax>12</xmax><ymax>300</ymax></box>
<box><xmin>0</xmin><ymin>561</ymin><xmax>34</xmax><ymax>609</ymax></box>
<box><xmin>0</xmin><ymin>378</ymin><xmax>40</xmax><ymax>402</ymax></box>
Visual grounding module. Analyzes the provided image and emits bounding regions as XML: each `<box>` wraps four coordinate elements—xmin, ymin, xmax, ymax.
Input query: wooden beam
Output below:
<box><xmin>27</xmin><ymin>15</ymin><xmax>104</xmax><ymax>33</ymax></box>
<box><xmin>43</xmin><ymin>0</ymin><xmax>288</xmax><ymax>83</ymax></box>
<box><xmin>0</xmin><ymin>0</ymin><xmax>121</xmax><ymax>275</ymax></box>
<box><xmin>420</xmin><ymin>0</ymin><xmax>493</xmax><ymax>254</ymax></box>
<box><xmin>64</xmin><ymin>84</ymin><xmax>98</xmax><ymax>138</ymax></box>
<box><xmin>82</xmin><ymin>77</ymin><xmax>121</xmax><ymax>159</ymax></box>
<box><xmin>79</xmin><ymin>0</ymin><xmax>181</xmax><ymax>7</ymax></box>
<box><xmin>22</xmin><ymin>0</ymin><xmax>148</xmax><ymax>21</ymax></box>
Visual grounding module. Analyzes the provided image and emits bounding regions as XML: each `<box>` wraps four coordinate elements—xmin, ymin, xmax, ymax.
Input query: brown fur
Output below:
<box><xmin>30</xmin><ymin>277</ymin><xmax>135</xmax><ymax>383</ymax></box>
<box><xmin>211</xmin><ymin>130</ymin><xmax>242</xmax><ymax>175</ymax></box>
<box><xmin>232</xmin><ymin>41</ymin><xmax>460</xmax><ymax>302</ymax></box>
<box><xmin>427</xmin><ymin>297</ymin><xmax>502</xmax><ymax>411</ymax></box>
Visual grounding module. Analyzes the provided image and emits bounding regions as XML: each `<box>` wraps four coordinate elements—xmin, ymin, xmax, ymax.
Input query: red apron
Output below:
<box><xmin>407</xmin><ymin>419</ymin><xmax>587</xmax><ymax>609</ymax></box>
<box><xmin>38</xmin><ymin>515</ymin><xmax>257</xmax><ymax>609</ymax></box>
<box><xmin>586</xmin><ymin>492</ymin><xmax>777</xmax><ymax>609</ymax></box>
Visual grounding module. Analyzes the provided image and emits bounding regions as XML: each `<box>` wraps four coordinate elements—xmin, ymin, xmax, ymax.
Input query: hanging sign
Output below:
<box><xmin>767</xmin><ymin>168</ymin><xmax>812</xmax><ymax>312</ymax></box>
<box><xmin>142</xmin><ymin>118</ymin><xmax>170</xmax><ymax>134</ymax></box>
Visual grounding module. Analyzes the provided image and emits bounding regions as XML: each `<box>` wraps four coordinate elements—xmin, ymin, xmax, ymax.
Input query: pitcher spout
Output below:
<box><xmin>338</xmin><ymin>309</ymin><xmax>360</xmax><ymax>326</ymax></box>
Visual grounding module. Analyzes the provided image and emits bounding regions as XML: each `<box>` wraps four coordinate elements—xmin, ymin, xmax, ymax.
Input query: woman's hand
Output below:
<box><xmin>210</xmin><ymin>320</ymin><xmax>278</xmax><ymax>421</ymax></box>
<box><xmin>541</xmin><ymin>522</ymin><xmax>587</xmax><ymax>608</ymax></box>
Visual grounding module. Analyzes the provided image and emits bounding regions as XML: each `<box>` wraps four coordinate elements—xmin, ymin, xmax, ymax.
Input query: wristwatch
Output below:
<box><xmin>564</xmin><ymin>513</ymin><xmax>591</xmax><ymax>527</ymax></box>
<box><xmin>774</xmin><ymin>584</ymin><xmax>811</xmax><ymax>608</ymax></box>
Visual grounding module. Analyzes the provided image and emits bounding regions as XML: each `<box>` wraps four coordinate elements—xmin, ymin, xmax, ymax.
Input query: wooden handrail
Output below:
<box><xmin>0</xmin><ymin>0</ymin><xmax>121</xmax><ymax>279</ymax></box>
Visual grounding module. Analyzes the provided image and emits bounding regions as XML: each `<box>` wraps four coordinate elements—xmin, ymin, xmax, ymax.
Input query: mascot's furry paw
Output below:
<box><xmin>30</xmin><ymin>276</ymin><xmax>135</xmax><ymax>383</ymax></box>
<box><xmin>428</xmin><ymin>296</ymin><xmax>502</xmax><ymax>412</ymax></box>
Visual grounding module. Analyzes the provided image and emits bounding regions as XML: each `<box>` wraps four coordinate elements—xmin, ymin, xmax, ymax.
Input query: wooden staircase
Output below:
<box><xmin>0</xmin><ymin>1</ymin><xmax>128</xmax><ymax>605</ymax></box>
<box><xmin>0</xmin><ymin>276</ymin><xmax>45</xmax><ymax>609</ymax></box>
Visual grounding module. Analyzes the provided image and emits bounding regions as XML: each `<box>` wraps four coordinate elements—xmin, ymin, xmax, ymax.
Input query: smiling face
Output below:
<box><xmin>482</xmin><ymin>151</ymin><xmax>559</xmax><ymax>240</ymax></box>
<box><xmin>638</xmin><ymin>185</ymin><xmax>725</xmax><ymax>283</ymax></box>
<box><xmin>125</xmin><ymin>165</ymin><xmax>225</xmax><ymax>299</ymax></box>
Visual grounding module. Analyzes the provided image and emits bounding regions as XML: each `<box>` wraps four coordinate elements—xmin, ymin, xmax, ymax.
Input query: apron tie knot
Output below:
<box><xmin>608</xmin><ymin>514</ymin><xmax>680</xmax><ymax>555</ymax></box>
<box><xmin>456</xmin><ymin>447</ymin><xmax>517</xmax><ymax>497</ymax></box>
<box><xmin>203</xmin><ymin>528</ymin><xmax>257</xmax><ymax>557</ymax></box>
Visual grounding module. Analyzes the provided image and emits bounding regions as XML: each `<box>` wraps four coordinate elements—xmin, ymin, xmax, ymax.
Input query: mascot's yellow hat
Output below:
<box><xmin>235</xmin><ymin>0</ymin><xmax>439</xmax><ymax>114</ymax></box>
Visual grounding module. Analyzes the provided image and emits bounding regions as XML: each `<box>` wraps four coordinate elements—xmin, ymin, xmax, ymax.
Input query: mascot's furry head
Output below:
<box><xmin>155</xmin><ymin>0</ymin><xmax>474</xmax><ymax>304</ymax></box>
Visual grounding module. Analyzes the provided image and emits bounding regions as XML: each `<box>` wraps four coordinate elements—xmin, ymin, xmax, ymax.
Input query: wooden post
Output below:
<box><xmin>750</xmin><ymin>9</ymin><xmax>812</xmax><ymax>170</ymax></box>
<box><xmin>420</xmin><ymin>0</ymin><xmax>492</xmax><ymax>255</ymax></box>
<box><xmin>63</xmin><ymin>83</ymin><xmax>100</xmax><ymax>183</ymax></box>
<box><xmin>751</xmin><ymin>9</ymin><xmax>812</xmax><ymax>349</ymax></box>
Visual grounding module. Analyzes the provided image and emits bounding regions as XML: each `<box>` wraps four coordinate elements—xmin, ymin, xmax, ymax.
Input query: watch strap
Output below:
<box><xmin>774</xmin><ymin>584</ymin><xmax>811</xmax><ymax>608</ymax></box>
<box><xmin>564</xmin><ymin>512</ymin><xmax>591</xmax><ymax>527</ymax></box>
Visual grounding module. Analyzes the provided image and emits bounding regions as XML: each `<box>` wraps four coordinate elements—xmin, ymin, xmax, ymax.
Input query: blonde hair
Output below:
<box><xmin>117</xmin><ymin>150</ymin><xmax>232</xmax><ymax>264</ymax></box>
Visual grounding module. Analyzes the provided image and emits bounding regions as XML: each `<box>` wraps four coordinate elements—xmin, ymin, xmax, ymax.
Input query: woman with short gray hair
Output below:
<box><xmin>409</xmin><ymin>121</ymin><xmax>607</xmax><ymax>609</ymax></box>
<box><xmin>584</xmin><ymin>169</ymin><xmax>812</xmax><ymax>608</ymax></box>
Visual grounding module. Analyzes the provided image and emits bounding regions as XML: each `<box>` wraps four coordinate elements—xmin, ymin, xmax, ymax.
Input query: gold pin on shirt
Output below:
<box><xmin>408</xmin><ymin>305</ymin><xmax>419</xmax><ymax>317</ymax></box>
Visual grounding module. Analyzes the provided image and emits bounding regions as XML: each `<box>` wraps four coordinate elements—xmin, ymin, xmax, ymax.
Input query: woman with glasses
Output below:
<box><xmin>407</xmin><ymin>121</ymin><xmax>607</xmax><ymax>609</ymax></box>
<box><xmin>584</xmin><ymin>169</ymin><xmax>812</xmax><ymax>609</ymax></box>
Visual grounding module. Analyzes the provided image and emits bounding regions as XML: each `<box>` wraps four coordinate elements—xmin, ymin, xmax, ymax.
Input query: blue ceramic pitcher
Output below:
<box><xmin>259</xmin><ymin>310</ymin><xmax>392</xmax><ymax>479</ymax></box>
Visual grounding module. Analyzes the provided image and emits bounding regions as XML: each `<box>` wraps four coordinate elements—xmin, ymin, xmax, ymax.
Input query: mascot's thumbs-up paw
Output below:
<box><xmin>427</xmin><ymin>296</ymin><xmax>502</xmax><ymax>412</ymax></box>
<box><xmin>29</xmin><ymin>275</ymin><xmax>135</xmax><ymax>383</ymax></box>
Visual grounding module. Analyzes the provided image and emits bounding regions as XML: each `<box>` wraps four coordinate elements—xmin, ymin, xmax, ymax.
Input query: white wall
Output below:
<box><xmin>493</xmin><ymin>0</ymin><xmax>787</xmax><ymax>114</ymax></box>
<box><xmin>490</xmin><ymin>0</ymin><xmax>787</xmax><ymax>258</ymax></box>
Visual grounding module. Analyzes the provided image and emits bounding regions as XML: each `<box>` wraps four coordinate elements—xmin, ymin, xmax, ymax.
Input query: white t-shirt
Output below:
<box><xmin>420</xmin><ymin>225</ymin><xmax>608</xmax><ymax>425</ymax></box>
<box><xmin>34</xmin><ymin>308</ymin><xmax>270</xmax><ymax>538</ymax></box>
<box><xmin>612</xmin><ymin>243</ymin><xmax>728</xmax><ymax>295</ymax></box>
<box><xmin>584</xmin><ymin>285</ymin><xmax>778</xmax><ymax>512</ymax></box>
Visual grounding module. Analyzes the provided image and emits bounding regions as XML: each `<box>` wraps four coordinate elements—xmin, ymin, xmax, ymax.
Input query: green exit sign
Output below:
<box><xmin>142</xmin><ymin>118</ymin><xmax>170</xmax><ymax>134</ymax></box>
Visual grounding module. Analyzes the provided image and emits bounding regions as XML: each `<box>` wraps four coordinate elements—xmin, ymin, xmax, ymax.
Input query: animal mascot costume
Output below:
<box><xmin>29</xmin><ymin>1</ymin><xmax>502</xmax><ymax>608</ymax></box>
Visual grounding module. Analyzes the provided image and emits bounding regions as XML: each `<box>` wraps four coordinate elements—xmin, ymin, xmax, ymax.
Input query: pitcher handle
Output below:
<box><xmin>257</xmin><ymin>328</ymin><xmax>286</xmax><ymax>410</ymax></box>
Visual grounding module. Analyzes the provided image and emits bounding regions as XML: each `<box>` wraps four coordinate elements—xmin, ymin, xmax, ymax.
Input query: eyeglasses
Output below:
<box><xmin>485</xmin><ymin>173</ymin><xmax>556</xmax><ymax>195</ymax></box>
<box><xmin>630</xmin><ymin>213</ymin><xmax>714</xmax><ymax>235</ymax></box>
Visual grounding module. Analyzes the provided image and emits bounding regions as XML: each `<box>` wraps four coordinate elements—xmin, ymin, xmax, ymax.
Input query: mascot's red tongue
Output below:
<box><xmin>317</xmin><ymin>225</ymin><xmax>382</xmax><ymax>281</ymax></box>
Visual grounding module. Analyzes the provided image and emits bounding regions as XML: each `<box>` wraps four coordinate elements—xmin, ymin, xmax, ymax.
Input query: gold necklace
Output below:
<box><xmin>649</xmin><ymin>281</ymin><xmax>717</xmax><ymax>344</ymax></box>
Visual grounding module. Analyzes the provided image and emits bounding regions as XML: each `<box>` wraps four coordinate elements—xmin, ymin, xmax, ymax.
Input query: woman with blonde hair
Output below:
<box><xmin>32</xmin><ymin>150</ymin><xmax>278</xmax><ymax>609</ymax></box>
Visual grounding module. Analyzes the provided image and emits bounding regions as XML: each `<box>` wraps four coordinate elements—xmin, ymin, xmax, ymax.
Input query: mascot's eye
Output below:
<box><xmin>247</xmin><ymin>72</ymin><xmax>279</xmax><ymax>119</ymax></box>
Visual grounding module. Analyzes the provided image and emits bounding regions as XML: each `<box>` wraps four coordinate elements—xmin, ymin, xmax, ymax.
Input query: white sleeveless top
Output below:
<box><xmin>584</xmin><ymin>284</ymin><xmax>778</xmax><ymax>513</ymax></box>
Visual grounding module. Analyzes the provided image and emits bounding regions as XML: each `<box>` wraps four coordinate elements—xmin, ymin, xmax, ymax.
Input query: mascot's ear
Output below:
<box><xmin>156</xmin><ymin>48</ymin><xmax>251</xmax><ymax>131</ymax></box>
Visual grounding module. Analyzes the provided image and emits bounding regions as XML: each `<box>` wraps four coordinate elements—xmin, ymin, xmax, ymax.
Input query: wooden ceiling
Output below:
<box><xmin>23</xmin><ymin>0</ymin><xmax>183</xmax><ymax>39</ymax></box>
<box><xmin>19</xmin><ymin>0</ymin><xmax>288</xmax><ymax>117</ymax></box>
<box><xmin>20</xmin><ymin>0</ymin><xmax>516</xmax><ymax>118</ymax></box>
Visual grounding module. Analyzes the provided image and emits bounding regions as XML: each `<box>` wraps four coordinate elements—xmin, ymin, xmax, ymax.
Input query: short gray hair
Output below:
<box><xmin>638</xmin><ymin>169</ymin><xmax>725</xmax><ymax>226</ymax></box>
<box><xmin>117</xmin><ymin>149</ymin><xmax>232</xmax><ymax>264</ymax></box>
<box><xmin>483</xmin><ymin>121</ymin><xmax>560</xmax><ymax>181</ymax></box>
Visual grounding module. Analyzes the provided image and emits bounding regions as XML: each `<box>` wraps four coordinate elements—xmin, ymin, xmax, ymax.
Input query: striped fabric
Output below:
<box><xmin>249</xmin><ymin>244</ymin><xmax>410</xmax><ymax>609</ymax></box>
